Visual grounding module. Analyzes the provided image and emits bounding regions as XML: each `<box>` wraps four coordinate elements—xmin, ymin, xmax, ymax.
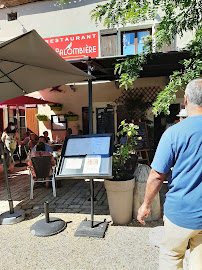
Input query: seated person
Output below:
<box><xmin>31</xmin><ymin>136</ymin><xmax>53</xmax><ymax>153</ymax></box>
<box><xmin>28</xmin><ymin>142</ymin><xmax>56</xmax><ymax>178</ymax></box>
<box><xmin>28</xmin><ymin>133</ymin><xmax>37</xmax><ymax>150</ymax></box>
<box><xmin>20</xmin><ymin>131</ymin><xmax>30</xmax><ymax>146</ymax></box>
<box><xmin>77</xmin><ymin>129</ymin><xmax>83</xmax><ymax>135</ymax></box>
<box><xmin>66</xmin><ymin>128</ymin><xmax>72</xmax><ymax>137</ymax></box>
<box><xmin>43</xmin><ymin>130</ymin><xmax>50</xmax><ymax>143</ymax></box>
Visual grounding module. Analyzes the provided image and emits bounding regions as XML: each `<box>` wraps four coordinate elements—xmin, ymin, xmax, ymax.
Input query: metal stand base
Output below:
<box><xmin>30</xmin><ymin>217</ymin><xmax>66</xmax><ymax>237</ymax></box>
<box><xmin>14</xmin><ymin>162</ymin><xmax>27</xmax><ymax>167</ymax></box>
<box><xmin>0</xmin><ymin>209</ymin><xmax>25</xmax><ymax>225</ymax></box>
<box><xmin>30</xmin><ymin>202</ymin><xmax>66</xmax><ymax>237</ymax></box>
<box><xmin>75</xmin><ymin>220</ymin><xmax>108</xmax><ymax>238</ymax></box>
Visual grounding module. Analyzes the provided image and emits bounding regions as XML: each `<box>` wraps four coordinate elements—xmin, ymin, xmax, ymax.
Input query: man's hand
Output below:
<box><xmin>137</xmin><ymin>203</ymin><xmax>150</xmax><ymax>225</ymax></box>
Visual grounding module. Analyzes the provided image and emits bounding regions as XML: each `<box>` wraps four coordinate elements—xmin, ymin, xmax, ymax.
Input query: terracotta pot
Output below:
<box><xmin>104</xmin><ymin>178</ymin><xmax>135</xmax><ymax>225</ymax></box>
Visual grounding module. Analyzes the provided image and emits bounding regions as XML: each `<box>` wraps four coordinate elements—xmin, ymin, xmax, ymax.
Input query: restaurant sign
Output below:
<box><xmin>44</xmin><ymin>32</ymin><xmax>99</xmax><ymax>60</ymax></box>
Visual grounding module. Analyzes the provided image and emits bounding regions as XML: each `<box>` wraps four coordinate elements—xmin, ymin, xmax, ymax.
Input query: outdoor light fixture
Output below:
<box><xmin>69</xmin><ymin>84</ymin><xmax>76</xmax><ymax>92</ymax></box>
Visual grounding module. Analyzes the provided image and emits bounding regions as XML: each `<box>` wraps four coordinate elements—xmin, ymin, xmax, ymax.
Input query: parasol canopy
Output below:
<box><xmin>0</xmin><ymin>30</ymin><xmax>92</xmax><ymax>102</ymax></box>
<box><xmin>0</xmin><ymin>95</ymin><xmax>56</xmax><ymax>106</ymax></box>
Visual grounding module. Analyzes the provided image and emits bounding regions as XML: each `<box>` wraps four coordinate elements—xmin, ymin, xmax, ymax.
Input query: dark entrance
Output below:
<box><xmin>82</xmin><ymin>107</ymin><xmax>89</xmax><ymax>135</ymax></box>
<box><xmin>154</xmin><ymin>103</ymin><xmax>180</xmax><ymax>150</ymax></box>
<box><xmin>117</xmin><ymin>105</ymin><xmax>130</xmax><ymax>127</ymax></box>
<box><xmin>96</xmin><ymin>106</ymin><xmax>114</xmax><ymax>134</ymax></box>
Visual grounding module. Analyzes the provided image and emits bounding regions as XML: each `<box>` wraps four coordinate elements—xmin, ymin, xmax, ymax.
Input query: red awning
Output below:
<box><xmin>0</xmin><ymin>95</ymin><xmax>56</xmax><ymax>106</ymax></box>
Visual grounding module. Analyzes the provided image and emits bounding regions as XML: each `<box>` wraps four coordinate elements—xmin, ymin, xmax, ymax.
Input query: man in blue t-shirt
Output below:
<box><xmin>137</xmin><ymin>78</ymin><xmax>202</xmax><ymax>269</ymax></box>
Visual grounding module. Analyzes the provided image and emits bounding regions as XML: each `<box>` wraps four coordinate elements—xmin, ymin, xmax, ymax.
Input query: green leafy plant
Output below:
<box><xmin>64</xmin><ymin>111</ymin><xmax>79</xmax><ymax>121</ymax></box>
<box><xmin>153</xmin><ymin>28</ymin><xmax>202</xmax><ymax>116</ymax></box>
<box><xmin>90</xmin><ymin>0</ymin><xmax>202</xmax><ymax>115</ymax></box>
<box><xmin>49</xmin><ymin>103</ymin><xmax>63</xmax><ymax>111</ymax></box>
<box><xmin>35</xmin><ymin>114</ymin><xmax>49</xmax><ymax>121</ymax></box>
<box><xmin>113</xmin><ymin>120</ymin><xmax>139</xmax><ymax>180</ymax></box>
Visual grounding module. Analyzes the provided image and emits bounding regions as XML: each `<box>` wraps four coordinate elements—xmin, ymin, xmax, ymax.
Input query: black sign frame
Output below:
<box><xmin>56</xmin><ymin>133</ymin><xmax>114</xmax><ymax>179</ymax></box>
<box><xmin>133</xmin><ymin>122</ymin><xmax>150</xmax><ymax>150</ymax></box>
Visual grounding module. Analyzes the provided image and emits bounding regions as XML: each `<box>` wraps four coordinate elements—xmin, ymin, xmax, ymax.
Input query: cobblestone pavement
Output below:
<box><xmin>0</xmin><ymin>163</ymin><xmax>109</xmax><ymax>219</ymax></box>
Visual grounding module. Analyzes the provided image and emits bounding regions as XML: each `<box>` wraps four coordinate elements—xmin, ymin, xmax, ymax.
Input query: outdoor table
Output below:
<box><xmin>50</xmin><ymin>144</ymin><xmax>63</xmax><ymax>151</ymax></box>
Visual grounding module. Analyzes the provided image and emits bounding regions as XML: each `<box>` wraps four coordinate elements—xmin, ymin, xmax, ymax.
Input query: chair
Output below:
<box><xmin>30</xmin><ymin>155</ymin><xmax>56</xmax><ymax>199</ymax></box>
<box><xmin>12</xmin><ymin>146</ymin><xmax>20</xmax><ymax>163</ymax></box>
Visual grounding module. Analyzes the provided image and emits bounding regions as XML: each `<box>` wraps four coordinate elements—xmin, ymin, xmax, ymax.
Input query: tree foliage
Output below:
<box><xmin>153</xmin><ymin>28</ymin><xmax>202</xmax><ymax>115</ymax></box>
<box><xmin>58</xmin><ymin>0</ymin><xmax>202</xmax><ymax>115</ymax></box>
<box><xmin>91</xmin><ymin>0</ymin><xmax>202</xmax><ymax>115</ymax></box>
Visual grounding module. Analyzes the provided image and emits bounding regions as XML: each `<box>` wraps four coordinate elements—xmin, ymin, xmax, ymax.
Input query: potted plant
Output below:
<box><xmin>35</xmin><ymin>114</ymin><xmax>49</xmax><ymax>121</ymax></box>
<box><xmin>104</xmin><ymin>120</ymin><xmax>139</xmax><ymax>225</ymax></box>
<box><xmin>49</xmin><ymin>103</ymin><xmax>63</xmax><ymax>111</ymax></box>
<box><xmin>64</xmin><ymin>111</ymin><xmax>79</xmax><ymax>121</ymax></box>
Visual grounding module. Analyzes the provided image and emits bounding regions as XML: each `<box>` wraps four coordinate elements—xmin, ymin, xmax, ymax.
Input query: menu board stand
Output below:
<box><xmin>56</xmin><ymin>134</ymin><xmax>113</xmax><ymax>238</ymax></box>
<box><xmin>74</xmin><ymin>178</ymin><xmax>108</xmax><ymax>238</ymax></box>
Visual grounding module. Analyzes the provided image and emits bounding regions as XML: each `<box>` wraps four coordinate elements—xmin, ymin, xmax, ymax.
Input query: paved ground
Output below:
<box><xmin>0</xmin><ymin>162</ymin><xmax>189</xmax><ymax>270</ymax></box>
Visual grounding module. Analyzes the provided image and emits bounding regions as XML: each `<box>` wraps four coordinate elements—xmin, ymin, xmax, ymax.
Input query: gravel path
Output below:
<box><xmin>0</xmin><ymin>214</ymin><xmax>161</xmax><ymax>270</ymax></box>
<box><xmin>0</xmin><ymin>166</ymin><xmax>190</xmax><ymax>270</ymax></box>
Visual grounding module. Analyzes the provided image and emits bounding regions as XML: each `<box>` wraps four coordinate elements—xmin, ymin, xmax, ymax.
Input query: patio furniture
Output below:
<box><xmin>30</xmin><ymin>156</ymin><xmax>56</xmax><ymax>199</ymax></box>
<box><xmin>50</xmin><ymin>144</ymin><xmax>63</xmax><ymax>151</ymax></box>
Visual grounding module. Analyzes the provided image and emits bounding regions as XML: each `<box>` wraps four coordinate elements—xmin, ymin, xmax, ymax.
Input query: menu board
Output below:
<box><xmin>133</xmin><ymin>122</ymin><xmax>149</xmax><ymax>150</ymax></box>
<box><xmin>56</xmin><ymin>134</ymin><xmax>113</xmax><ymax>179</ymax></box>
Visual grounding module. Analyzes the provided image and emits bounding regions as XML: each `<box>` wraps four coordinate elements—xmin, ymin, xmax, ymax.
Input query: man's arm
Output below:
<box><xmin>137</xmin><ymin>169</ymin><xmax>167</xmax><ymax>225</ymax></box>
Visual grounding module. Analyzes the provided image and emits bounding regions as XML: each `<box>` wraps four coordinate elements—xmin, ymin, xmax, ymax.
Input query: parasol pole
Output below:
<box><xmin>0</xmin><ymin>139</ymin><xmax>14</xmax><ymax>214</ymax></box>
<box><xmin>0</xmin><ymin>110</ymin><xmax>25</xmax><ymax>224</ymax></box>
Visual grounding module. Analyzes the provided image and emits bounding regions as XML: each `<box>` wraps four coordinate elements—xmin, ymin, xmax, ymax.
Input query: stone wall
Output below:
<box><xmin>0</xmin><ymin>0</ymin><xmax>47</xmax><ymax>8</ymax></box>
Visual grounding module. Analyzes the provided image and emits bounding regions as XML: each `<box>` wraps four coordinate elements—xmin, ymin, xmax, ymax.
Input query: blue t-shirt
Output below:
<box><xmin>31</xmin><ymin>144</ymin><xmax>53</xmax><ymax>153</ymax></box>
<box><xmin>151</xmin><ymin>115</ymin><xmax>202</xmax><ymax>230</ymax></box>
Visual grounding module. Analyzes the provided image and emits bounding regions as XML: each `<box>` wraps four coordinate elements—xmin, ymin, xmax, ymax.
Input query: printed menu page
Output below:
<box><xmin>65</xmin><ymin>158</ymin><xmax>82</xmax><ymax>169</ymax></box>
<box><xmin>83</xmin><ymin>155</ymin><xmax>101</xmax><ymax>174</ymax></box>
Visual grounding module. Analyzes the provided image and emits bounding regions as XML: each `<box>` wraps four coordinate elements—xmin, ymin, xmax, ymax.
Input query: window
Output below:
<box><xmin>8</xmin><ymin>107</ymin><xmax>26</xmax><ymax>139</ymax></box>
<box><xmin>7</xmin><ymin>12</ymin><xmax>17</xmax><ymax>21</ymax></box>
<box><xmin>121</xmin><ymin>29</ymin><xmax>151</xmax><ymax>55</ymax></box>
<box><xmin>51</xmin><ymin>115</ymin><xmax>67</xmax><ymax>131</ymax></box>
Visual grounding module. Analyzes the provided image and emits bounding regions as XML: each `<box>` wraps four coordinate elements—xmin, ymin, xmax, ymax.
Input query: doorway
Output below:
<box><xmin>96</xmin><ymin>106</ymin><xmax>114</xmax><ymax>134</ymax></box>
<box><xmin>82</xmin><ymin>107</ymin><xmax>89</xmax><ymax>135</ymax></box>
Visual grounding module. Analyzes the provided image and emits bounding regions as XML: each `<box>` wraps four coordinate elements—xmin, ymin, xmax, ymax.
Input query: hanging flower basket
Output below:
<box><xmin>65</xmin><ymin>112</ymin><xmax>79</xmax><ymax>121</ymax></box>
<box><xmin>49</xmin><ymin>103</ymin><xmax>63</xmax><ymax>111</ymax></box>
<box><xmin>35</xmin><ymin>114</ymin><xmax>49</xmax><ymax>121</ymax></box>
<box><xmin>66</xmin><ymin>115</ymin><xmax>79</xmax><ymax>121</ymax></box>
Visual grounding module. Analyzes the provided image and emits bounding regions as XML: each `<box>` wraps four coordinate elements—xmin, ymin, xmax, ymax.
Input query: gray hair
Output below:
<box><xmin>185</xmin><ymin>78</ymin><xmax>202</xmax><ymax>106</ymax></box>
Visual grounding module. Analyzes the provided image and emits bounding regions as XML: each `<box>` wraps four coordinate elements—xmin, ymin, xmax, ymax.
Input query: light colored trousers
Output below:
<box><xmin>159</xmin><ymin>216</ymin><xmax>202</xmax><ymax>270</ymax></box>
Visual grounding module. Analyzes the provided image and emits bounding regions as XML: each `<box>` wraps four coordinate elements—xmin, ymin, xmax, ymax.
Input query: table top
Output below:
<box><xmin>50</xmin><ymin>144</ymin><xmax>63</xmax><ymax>151</ymax></box>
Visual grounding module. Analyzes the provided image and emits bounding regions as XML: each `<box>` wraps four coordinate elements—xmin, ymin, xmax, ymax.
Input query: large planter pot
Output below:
<box><xmin>104</xmin><ymin>178</ymin><xmax>135</xmax><ymax>225</ymax></box>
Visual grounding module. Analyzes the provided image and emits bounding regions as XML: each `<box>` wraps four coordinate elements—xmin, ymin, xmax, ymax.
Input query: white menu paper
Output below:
<box><xmin>83</xmin><ymin>155</ymin><xmax>101</xmax><ymax>174</ymax></box>
<box><xmin>65</xmin><ymin>158</ymin><xmax>83</xmax><ymax>169</ymax></box>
